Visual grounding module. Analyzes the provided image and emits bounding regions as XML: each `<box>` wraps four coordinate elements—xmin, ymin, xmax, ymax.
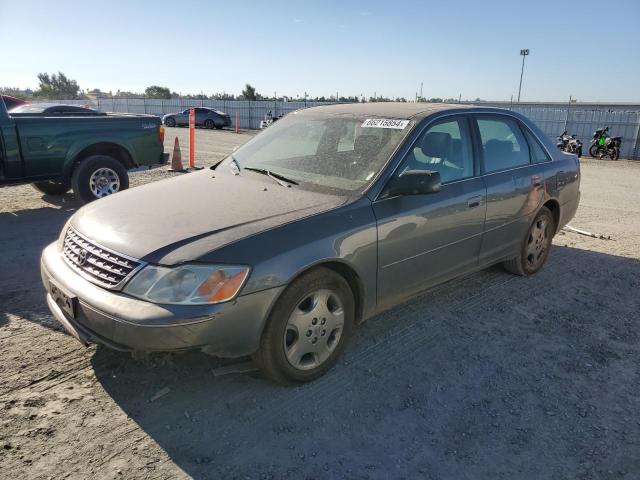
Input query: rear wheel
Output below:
<box><xmin>503</xmin><ymin>207</ymin><xmax>554</xmax><ymax>276</ymax></box>
<box><xmin>609</xmin><ymin>147</ymin><xmax>619</xmax><ymax>161</ymax></box>
<box><xmin>165</xmin><ymin>117</ymin><xmax>176</xmax><ymax>127</ymax></box>
<box><xmin>253</xmin><ymin>267</ymin><xmax>355</xmax><ymax>384</ymax></box>
<box><xmin>31</xmin><ymin>179</ymin><xmax>71</xmax><ymax>195</ymax></box>
<box><xmin>204</xmin><ymin>119</ymin><xmax>214</xmax><ymax>129</ymax></box>
<box><xmin>71</xmin><ymin>155</ymin><xmax>129</xmax><ymax>204</ymax></box>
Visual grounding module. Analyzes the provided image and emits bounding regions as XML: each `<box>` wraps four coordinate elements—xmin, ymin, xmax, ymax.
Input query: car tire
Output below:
<box><xmin>253</xmin><ymin>267</ymin><xmax>355</xmax><ymax>385</ymax></box>
<box><xmin>71</xmin><ymin>155</ymin><xmax>129</xmax><ymax>204</ymax></box>
<box><xmin>31</xmin><ymin>179</ymin><xmax>71</xmax><ymax>195</ymax></box>
<box><xmin>204</xmin><ymin>119</ymin><xmax>214</xmax><ymax>129</ymax></box>
<box><xmin>503</xmin><ymin>206</ymin><xmax>554</xmax><ymax>276</ymax></box>
<box><xmin>165</xmin><ymin>117</ymin><xmax>176</xmax><ymax>127</ymax></box>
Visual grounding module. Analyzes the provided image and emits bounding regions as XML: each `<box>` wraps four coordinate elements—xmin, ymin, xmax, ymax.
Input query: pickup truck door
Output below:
<box><xmin>473</xmin><ymin>114</ymin><xmax>545</xmax><ymax>266</ymax></box>
<box><xmin>373</xmin><ymin>115</ymin><xmax>487</xmax><ymax>305</ymax></box>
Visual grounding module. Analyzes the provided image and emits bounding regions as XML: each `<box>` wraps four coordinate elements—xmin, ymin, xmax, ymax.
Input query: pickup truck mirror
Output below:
<box><xmin>386</xmin><ymin>169</ymin><xmax>442</xmax><ymax>196</ymax></box>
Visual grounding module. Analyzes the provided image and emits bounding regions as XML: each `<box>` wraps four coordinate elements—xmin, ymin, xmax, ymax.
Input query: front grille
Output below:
<box><xmin>62</xmin><ymin>227</ymin><xmax>144</xmax><ymax>289</ymax></box>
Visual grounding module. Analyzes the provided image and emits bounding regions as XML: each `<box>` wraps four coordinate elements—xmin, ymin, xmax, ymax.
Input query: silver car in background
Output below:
<box><xmin>41</xmin><ymin>103</ymin><xmax>580</xmax><ymax>384</ymax></box>
<box><xmin>163</xmin><ymin>107</ymin><xmax>231</xmax><ymax>129</ymax></box>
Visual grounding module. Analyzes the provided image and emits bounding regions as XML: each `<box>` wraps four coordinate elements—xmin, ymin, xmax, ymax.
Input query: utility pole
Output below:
<box><xmin>517</xmin><ymin>48</ymin><xmax>530</xmax><ymax>102</ymax></box>
<box><xmin>420</xmin><ymin>82</ymin><xmax>423</xmax><ymax>100</ymax></box>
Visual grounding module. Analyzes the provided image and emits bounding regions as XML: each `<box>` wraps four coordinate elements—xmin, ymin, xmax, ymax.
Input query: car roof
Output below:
<box><xmin>298</xmin><ymin>102</ymin><xmax>474</xmax><ymax>119</ymax></box>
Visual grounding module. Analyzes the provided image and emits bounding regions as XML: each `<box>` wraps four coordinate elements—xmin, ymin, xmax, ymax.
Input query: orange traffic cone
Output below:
<box><xmin>169</xmin><ymin>137</ymin><xmax>185</xmax><ymax>172</ymax></box>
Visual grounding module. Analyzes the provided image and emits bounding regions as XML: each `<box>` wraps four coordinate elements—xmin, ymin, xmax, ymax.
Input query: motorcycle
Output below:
<box><xmin>589</xmin><ymin>126</ymin><xmax>622</xmax><ymax>160</ymax></box>
<box><xmin>556</xmin><ymin>130</ymin><xmax>583</xmax><ymax>157</ymax></box>
<box><xmin>259</xmin><ymin>111</ymin><xmax>285</xmax><ymax>129</ymax></box>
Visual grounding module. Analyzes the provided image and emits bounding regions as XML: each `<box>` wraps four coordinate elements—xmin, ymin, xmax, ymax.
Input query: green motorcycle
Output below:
<box><xmin>589</xmin><ymin>126</ymin><xmax>622</xmax><ymax>160</ymax></box>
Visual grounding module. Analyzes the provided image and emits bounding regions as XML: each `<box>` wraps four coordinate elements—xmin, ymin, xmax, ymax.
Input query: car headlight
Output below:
<box><xmin>123</xmin><ymin>264</ymin><xmax>249</xmax><ymax>305</ymax></box>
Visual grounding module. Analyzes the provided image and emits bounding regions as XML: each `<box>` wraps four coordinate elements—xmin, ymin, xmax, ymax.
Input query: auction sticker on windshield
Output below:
<box><xmin>361</xmin><ymin>118</ymin><xmax>410</xmax><ymax>129</ymax></box>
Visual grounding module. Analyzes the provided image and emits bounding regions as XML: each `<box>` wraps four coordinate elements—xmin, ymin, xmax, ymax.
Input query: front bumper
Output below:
<box><xmin>40</xmin><ymin>243</ymin><xmax>283</xmax><ymax>357</ymax></box>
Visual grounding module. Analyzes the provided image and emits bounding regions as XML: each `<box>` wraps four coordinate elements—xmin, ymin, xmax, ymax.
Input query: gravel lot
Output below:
<box><xmin>1</xmin><ymin>127</ymin><xmax>639</xmax><ymax>479</ymax></box>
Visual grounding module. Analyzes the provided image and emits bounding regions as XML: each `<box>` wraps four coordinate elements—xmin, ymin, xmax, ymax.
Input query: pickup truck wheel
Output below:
<box><xmin>31</xmin><ymin>179</ymin><xmax>71</xmax><ymax>195</ymax></box>
<box><xmin>503</xmin><ymin>206</ymin><xmax>554</xmax><ymax>276</ymax></box>
<box><xmin>71</xmin><ymin>155</ymin><xmax>129</xmax><ymax>204</ymax></box>
<box><xmin>253</xmin><ymin>267</ymin><xmax>354</xmax><ymax>385</ymax></box>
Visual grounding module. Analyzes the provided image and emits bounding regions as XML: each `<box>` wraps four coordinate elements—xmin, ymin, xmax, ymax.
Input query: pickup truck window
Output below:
<box><xmin>477</xmin><ymin>116</ymin><xmax>530</xmax><ymax>173</ymax></box>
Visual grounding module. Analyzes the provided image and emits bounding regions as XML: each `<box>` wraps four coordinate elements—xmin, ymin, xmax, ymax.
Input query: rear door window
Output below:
<box><xmin>476</xmin><ymin>116</ymin><xmax>530</xmax><ymax>173</ymax></box>
<box><xmin>523</xmin><ymin>130</ymin><xmax>551</xmax><ymax>163</ymax></box>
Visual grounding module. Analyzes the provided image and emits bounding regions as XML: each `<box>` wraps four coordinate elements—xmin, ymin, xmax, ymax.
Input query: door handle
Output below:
<box><xmin>467</xmin><ymin>196</ymin><xmax>482</xmax><ymax>208</ymax></box>
<box><xmin>531</xmin><ymin>175</ymin><xmax>542</xmax><ymax>188</ymax></box>
<box><xmin>556</xmin><ymin>171</ymin><xmax>566</xmax><ymax>187</ymax></box>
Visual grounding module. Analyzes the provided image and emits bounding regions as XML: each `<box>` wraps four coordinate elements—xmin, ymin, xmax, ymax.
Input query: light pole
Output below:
<box><xmin>517</xmin><ymin>48</ymin><xmax>529</xmax><ymax>102</ymax></box>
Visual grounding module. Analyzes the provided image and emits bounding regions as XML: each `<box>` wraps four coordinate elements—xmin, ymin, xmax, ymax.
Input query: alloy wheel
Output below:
<box><xmin>89</xmin><ymin>168</ymin><xmax>120</xmax><ymax>198</ymax></box>
<box><xmin>283</xmin><ymin>289</ymin><xmax>345</xmax><ymax>371</ymax></box>
<box><xmin>525</xmin><ymin>218</ymin><xmax>549</xmax><ymax>269</ymax></box>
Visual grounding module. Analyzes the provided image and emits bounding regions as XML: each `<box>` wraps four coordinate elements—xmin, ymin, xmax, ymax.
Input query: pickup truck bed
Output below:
<box><xmin>0</xmin><ymin>98</ymin><xmax>167</xmax><ymax>203</ymax></box>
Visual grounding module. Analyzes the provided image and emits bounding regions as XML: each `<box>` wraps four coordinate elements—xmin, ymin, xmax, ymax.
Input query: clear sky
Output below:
<box><xmin>1</xmin><ymin>0</ymin><xmax>638</xmax><ymax>102</ymax></box>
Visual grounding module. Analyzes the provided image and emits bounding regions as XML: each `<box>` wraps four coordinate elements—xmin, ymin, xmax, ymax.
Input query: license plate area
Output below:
<box><xmin>50</xmin><ymin>279</ymin><xmax>77</xmax><ymax>319</ymax></box>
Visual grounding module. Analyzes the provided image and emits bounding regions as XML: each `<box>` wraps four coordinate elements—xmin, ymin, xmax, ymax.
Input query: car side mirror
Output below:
<box><xmin>386</xmin><ymin>169</ymin><xmax>442</xmax><ymax>196</ymax></box>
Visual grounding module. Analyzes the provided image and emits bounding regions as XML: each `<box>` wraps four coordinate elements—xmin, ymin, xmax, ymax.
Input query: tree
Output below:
<box><xmin>34</xmin><ymin>72</ymin><xmax>80</xmax><ymax>99</ymax></box>
<box><xmin>145</xmin><ymin>85</ymin><xmax>171</xmax><ymax>99</ymax></box>
<box><xmin>241</xmin><ymin>84</ymin><xmax>257</xmax><ymax>101</ymax></box>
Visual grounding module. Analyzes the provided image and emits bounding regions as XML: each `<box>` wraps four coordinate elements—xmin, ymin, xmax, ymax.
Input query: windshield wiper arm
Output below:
<box><xmin>243</xmin><ymin>167</ymin><xmax>299</xmax><ymax>186</ymax></box>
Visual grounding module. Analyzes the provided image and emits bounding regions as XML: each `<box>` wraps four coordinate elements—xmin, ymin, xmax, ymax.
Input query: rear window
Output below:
<box><xmin>9</xmin><ymin>104</ymin><xmax>45</xmax><ymax>113</ymax></box>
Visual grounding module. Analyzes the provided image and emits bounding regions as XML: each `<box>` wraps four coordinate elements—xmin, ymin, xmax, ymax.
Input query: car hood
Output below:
<box><xmin>71</xmin><ymin>169</ymin><xmax>350</xmax><ymax>264</ymax></box>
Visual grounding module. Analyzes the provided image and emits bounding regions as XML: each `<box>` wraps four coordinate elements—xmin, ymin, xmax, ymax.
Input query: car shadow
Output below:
<box><xmin>90</xmin><ymin>246</ymin><xmax>640</xmax><ymax>479</ymax></box>
<box><xmin>0</xmin><ymin>204</ymin><xmax>78</xmax><ymax>329</ymax></box>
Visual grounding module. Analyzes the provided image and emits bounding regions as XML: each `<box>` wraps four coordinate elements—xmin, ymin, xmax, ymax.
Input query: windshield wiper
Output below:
<box><xmin>243</xmin><ymin>167</ymin><xmax>299</xmax><ymax>187</ymax></box>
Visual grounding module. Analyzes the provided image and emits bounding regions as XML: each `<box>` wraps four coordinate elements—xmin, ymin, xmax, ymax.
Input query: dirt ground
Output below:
<box><xmin>1</xmin><ymin>128</ymin><xmax>639</xmax><ymax>479</ymax></box>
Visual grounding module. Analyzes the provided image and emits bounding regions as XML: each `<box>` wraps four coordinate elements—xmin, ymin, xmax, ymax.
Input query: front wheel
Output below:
<box><xmin>165</xmin><ymin>117</ymin><xmax>176</xmax><ymax>127</ymax></box>
<box><xmin>577</xmin><ymin>146</ymin><xmax>583</xmax><ymax>157</ymax></box>
<box><xmin>31</xmin><ymin>179</ymin><xmax>71</xmax><ymax>195</ymax></box>
<box><xmin>253</xmin><ymin>267</ymin><xmax>355</xmax><ymax>384</ymax></box>
<box><xmin>204</xmin><ymin>119</ymin><xmax>214</xmax><ymax>129</ymax></box>
<box><xmin>589</xmin><ymin>144</ymin><xmax>599</xmax><ymax>158</ymax></box>
<box><xmin>71</xmin><ymin>155</ymin><xmax>129</xmax><ymax>204</ymax></box>
<box><xmin>503</xmin><ymin>206</ymin><xmax>554</xmax><ymax>276</ymax></box>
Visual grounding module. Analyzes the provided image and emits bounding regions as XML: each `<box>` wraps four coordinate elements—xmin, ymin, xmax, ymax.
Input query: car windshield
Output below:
<box><xmin>219</xmin><ymin>112</ymin><xmax>413</xmax><ymax>193</ymax></box>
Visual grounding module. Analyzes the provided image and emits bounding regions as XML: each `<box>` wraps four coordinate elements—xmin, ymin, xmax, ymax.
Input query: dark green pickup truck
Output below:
<box><xmin>0</xmin><ymin>97</ymin><xmax>167</xmax><ymax>203</ymax></box>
